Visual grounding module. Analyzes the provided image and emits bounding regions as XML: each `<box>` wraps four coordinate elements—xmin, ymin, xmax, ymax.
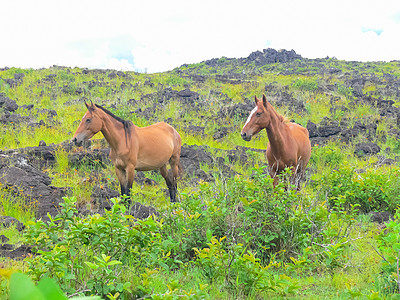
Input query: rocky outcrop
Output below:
<box><xmin>244</xmin><ymin>48</ymin><xmax>302</xmax><ymax>66</ymax></box>
<box><xmin>0</xmin><ymin>153</ymin><xmax>66</xmax><ymax>220</ymax></box>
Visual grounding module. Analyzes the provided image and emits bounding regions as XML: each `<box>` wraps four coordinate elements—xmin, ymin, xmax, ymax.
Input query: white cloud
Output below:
<box><xmin>1</xmin><ymin>0</ymin><xmax>400</xmax><ymax>72</ymax></box>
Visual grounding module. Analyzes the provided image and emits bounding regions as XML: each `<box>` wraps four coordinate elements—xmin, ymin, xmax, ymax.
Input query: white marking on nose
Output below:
<box><xmin>243</xmin><ymin>107</ymin><xmax>257</xmax><ymax>128</ymax></box>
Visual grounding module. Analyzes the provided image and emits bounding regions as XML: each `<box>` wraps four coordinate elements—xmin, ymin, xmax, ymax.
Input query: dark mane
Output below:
<box><xmin>95</xmin><ymin>104</ymin><xmax>133</xmax><ymax>139</ymax></box>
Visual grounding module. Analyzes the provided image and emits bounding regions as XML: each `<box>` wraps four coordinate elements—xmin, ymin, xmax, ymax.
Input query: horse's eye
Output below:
<box><xmin>86</xmin><ymin>118</ymin><xmax>91</xmax><ymax>123</ymax></box>
<box><xmin>256</xmin><ymin>112</ymin><xmax>261</xmax><ymax>117</ymax></box>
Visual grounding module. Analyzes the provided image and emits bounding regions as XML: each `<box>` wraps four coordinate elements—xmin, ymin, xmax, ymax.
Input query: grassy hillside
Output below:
<box><xmin>1</xmin><ymin>49</ymin><xmax>400</xmax><ymax>299</ymax></box>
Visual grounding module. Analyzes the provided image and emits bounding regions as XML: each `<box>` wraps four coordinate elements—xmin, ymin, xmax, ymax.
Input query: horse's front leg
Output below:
<box><xmin>115</xmin><ymin>166</ymin><xmax>134</xmax><ymax>202</ymax></box>
<box><xmin>125</xmin><ymin>164</ymin><xmax>135</xmax><ymax>201</ymax></box>
<box><xmin>115</xmin><ymin>167</ymin><xmax>127</xmax><ymax>196</ymax></box>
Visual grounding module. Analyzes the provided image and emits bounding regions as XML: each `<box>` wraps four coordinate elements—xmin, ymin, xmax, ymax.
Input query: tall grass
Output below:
<box><xmin>54</xmin><ymin>146</ymin><xmax>69</xmax><ymax>174</ymax></box>
<box><xmin>0</xmin><ymin>187</ymin><xmax>35</xmax><ymax>223</ymax></box>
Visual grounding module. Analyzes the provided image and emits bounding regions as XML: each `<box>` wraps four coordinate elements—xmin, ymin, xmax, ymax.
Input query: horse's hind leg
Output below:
<box><xmin>160</xmin><ymin>164</ymin><xmax>176</xmax><ymax>202</ymax></box>
<box><xmin>169</xmin><ymin>153</ymin><xmax>181</xmax><ymax>202</ymax></box>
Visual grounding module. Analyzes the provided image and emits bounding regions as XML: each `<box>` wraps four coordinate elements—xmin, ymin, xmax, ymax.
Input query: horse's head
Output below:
<box><xmin>72</xmin><ymin>102</ymin><xmax>103</xmax><ymax>146</ymax></box>
<box><xmin>241</xmin><ymin>94</ymin><xmax>271</xmax><ymax>141</ymax></box>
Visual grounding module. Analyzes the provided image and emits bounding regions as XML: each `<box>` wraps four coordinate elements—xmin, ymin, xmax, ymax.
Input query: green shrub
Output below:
<box><xmin>161</xmin><ymin>184</ymin><xmax>229</xmax><ymax>263</ymax></box>
<box><xmin>165</xmin><ymin>74</ymin><xmax>191</xmax><ymax>86</ymax></box>
<box><xmin>230</xmin><ymin>167</ymin><xmax>328</xmax><ymax>261</ymax></box>
<box><xmin>164</xmin><ymin>166</ymin><xmax>330</xmax><ymax>264</ymax></box>
<box><xmin>193</xmin><ymin>235</ymin><xmax>300</xmax><ymax>297</ymax></box>
<box><xmin>293</xmin><ymin>77</ymin><xmax>319</xmax><ymax>92</ymax></box>
<box><xmin>337</xmin><ymin>83</ymin><xmax>353</xmax><ymax>98</ymax></box>
<box><xmin>24</xmin><ymin>196</ymin><xmax>167</xmax><ymax>298</ymax></box>
<box><xmin>320</xmin><ymin>164</ymin><xmax>400</xmax><ymax>213</ymax></box>
<box><xmin>375</xmin><ymin>209</ymin><xmax>400</xmax><ymax>295</ymax></box>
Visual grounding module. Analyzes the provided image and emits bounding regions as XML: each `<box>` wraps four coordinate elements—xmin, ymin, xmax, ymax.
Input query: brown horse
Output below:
<box><xmin>241</xmin><ymin>95</ymin><xmax>311</xmax><ymax>189</ymax></box>
<box><xmin>72</xmin><ymin>102</ymin><xmax>182</xmax><ymax>202</ymax></box>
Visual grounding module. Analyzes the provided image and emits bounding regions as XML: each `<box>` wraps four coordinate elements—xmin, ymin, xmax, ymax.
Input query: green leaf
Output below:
<box><xmin>10</xmin><ymin>272</ymin><xmax>45</xmax><ymax>300</ymax></box>
<box><xmin>206</xmin><ymin>228</ymin><xmax>213</xmax><ymax>242</ymax></box>
<box><xmin>101</xmin><ymin>254</ymin><xmax>111</xmax><ymax>262</ymax></box>
<box><xmin>84</xmin><ymin>262</ymin><xmax>99</xmax><ymax>270</ymax></box>
<box><xmin>123</xmin><ymin>282</ymin><xmax>132</xmax><ymax>290</ymax></box>
<box><xmin>107</xmin><ymin>260</ymin><xmax>122</xmax><ymax>266</ymax></box>
<box><xmin>37</xmin><ymin>277</ymin><xmax>68</xmax><ymax>300</ymax></box>
<box><xmin>240</xmin><ymin>197</ymin><xmax>249</xmax><ymax>206</ymax></box>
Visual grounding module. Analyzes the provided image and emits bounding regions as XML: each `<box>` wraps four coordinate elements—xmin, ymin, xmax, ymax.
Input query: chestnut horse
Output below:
<box><xmin>241</xmin><ymin>95</ymin><xmax>311</xmax><ymax>189</ymax></box>
<box><xmin>72</xmin><ymin>102</ymin><xmax>182</xmax><ymax>202</ymax></box>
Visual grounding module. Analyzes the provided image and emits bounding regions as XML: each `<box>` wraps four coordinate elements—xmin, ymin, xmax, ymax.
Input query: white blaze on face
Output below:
<box><xmin>82</xmin><ymin>111</ymin><xmax>89</xmax><ymax>121</ymax></box>
<box><xmin>243</xmin><ymin>107</ymin><xmax>257</xmax><ymax>129</ymax></box>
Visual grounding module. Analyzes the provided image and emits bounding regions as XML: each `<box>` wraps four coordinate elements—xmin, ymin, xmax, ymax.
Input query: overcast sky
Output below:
<box><xmin>1</xmin><ymin>0</ymin><xmax>400</xmax><ymax>73</ymax></box>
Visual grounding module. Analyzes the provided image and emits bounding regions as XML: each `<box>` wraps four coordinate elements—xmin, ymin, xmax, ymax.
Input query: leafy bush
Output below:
<box><xmin>193</xmin><ymin>235</ymin><xmax>300</xmax><ymax>297</ymax></box>
<box><xmin>375</xmin><ymin>209</ymin><xmax>400</xmax><ymax>295</ymax></box>
<box><xmin>24</xmin><ymin>197</ymin><xmax>166</xmax><ymax>298</ymax></box>
<box><xmin>229</xmin><ymin>167</ymin><xmax>311</xmax><ymax>258</ymax></box>
<box><xmin>320</xmin><ymin>164</ymin><xmax>400</xmax><ymax>213</ymax></box>
<box><xmin>164</xmin><ymin>166</ymin><xmax>330</xmax><ymax>264</ymax></box>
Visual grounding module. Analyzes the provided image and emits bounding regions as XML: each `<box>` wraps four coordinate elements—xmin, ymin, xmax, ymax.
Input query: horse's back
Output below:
<box><xmin>287</xmin><ymin>122</ymin><xmax>308</xmax><ymax>136</ymax></box>
<box><xmin>145</xmin><ymin>122</ymin><xmax>181</xmax><ymax>147</ymax></box>
<box><xmin>134</xmin><ymin>122</ymin><xmax>181</xmax><ymax>170</ymax></box>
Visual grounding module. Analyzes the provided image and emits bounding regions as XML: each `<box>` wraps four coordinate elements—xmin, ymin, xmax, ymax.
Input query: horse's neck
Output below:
<box><xmin>265</xmin><ymin>107</ymin><xmax>286</xmax><ymax>152</ymax></box>
<box><xmin>99</xmin><ymin>112</ymin><xmax>127</xmax><ymax>151</ymax></box>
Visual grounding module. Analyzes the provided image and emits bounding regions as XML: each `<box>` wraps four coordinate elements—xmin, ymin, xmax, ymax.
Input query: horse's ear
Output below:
<box><xmin>85</xmin><ymin>101</ymin><xmax>96</xmax><ymax>112</ymax></box>
<box><xmin>254</xmin><ymin>95</ymin><xmax>259</xmax><ymax>105</ymax></box>
<box><xmin>262</xmin><ymin>94</ymin><xmax>268</xmax><ymax>108</ymax></box>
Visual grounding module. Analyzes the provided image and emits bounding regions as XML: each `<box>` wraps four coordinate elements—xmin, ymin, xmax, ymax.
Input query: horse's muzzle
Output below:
<box><xmin>241</xmin><ymin>132</ymin><xmax>252</xmax><ymax>142</ymax></box>
<box><xmin>72</xmin><ymin>137</ymin><xmax>82</xmax><ymax>147</ymax></box>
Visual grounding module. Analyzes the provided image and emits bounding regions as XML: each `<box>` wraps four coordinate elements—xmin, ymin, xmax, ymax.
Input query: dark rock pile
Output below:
<box><xmin>244</xmin><ymin>48</ymin><xmax>302</xmax><ymax>66</ymax></box>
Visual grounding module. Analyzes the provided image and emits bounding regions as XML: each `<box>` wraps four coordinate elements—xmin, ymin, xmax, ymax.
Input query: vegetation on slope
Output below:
<box><xmin>1</xmin><ymin>49</ymin><xmax>400</xmax><ymax>298</ymax></box>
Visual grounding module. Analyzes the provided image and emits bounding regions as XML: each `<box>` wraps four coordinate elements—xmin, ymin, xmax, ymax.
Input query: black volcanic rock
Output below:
<box><xmin>355</xmin><ymin>142</ymin><xmax>381</xmax><ymax>156</ymax></box>
<box><xmin>0</xmin><ymin>93</ymin><xmax>18</xmax><ymax>112</ymax></box>
<box><xmin>306</xmin><ymin>121</ymin><xmax>318</xmax><ymax>138</ymax></box>
<box><xmin>0</xmin><ymin>153</ymin><xmax>65</xmax><ymax>220</ymax></box>
<box><xmin>245</xmin><ymin>48</ymin><xmax>302</xmax><ymax>66</ymax></box>
<box><xmin>200</xmin><ymin>48</ymin><xmax>302</xmax><ymax>69</ymax></box>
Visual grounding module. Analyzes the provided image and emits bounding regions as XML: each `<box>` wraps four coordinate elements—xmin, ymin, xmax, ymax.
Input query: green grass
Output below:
<box><xmin>0</xmin><ymin>188</ymin><xmax>35</xmax><ymax>223</ymax></box>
